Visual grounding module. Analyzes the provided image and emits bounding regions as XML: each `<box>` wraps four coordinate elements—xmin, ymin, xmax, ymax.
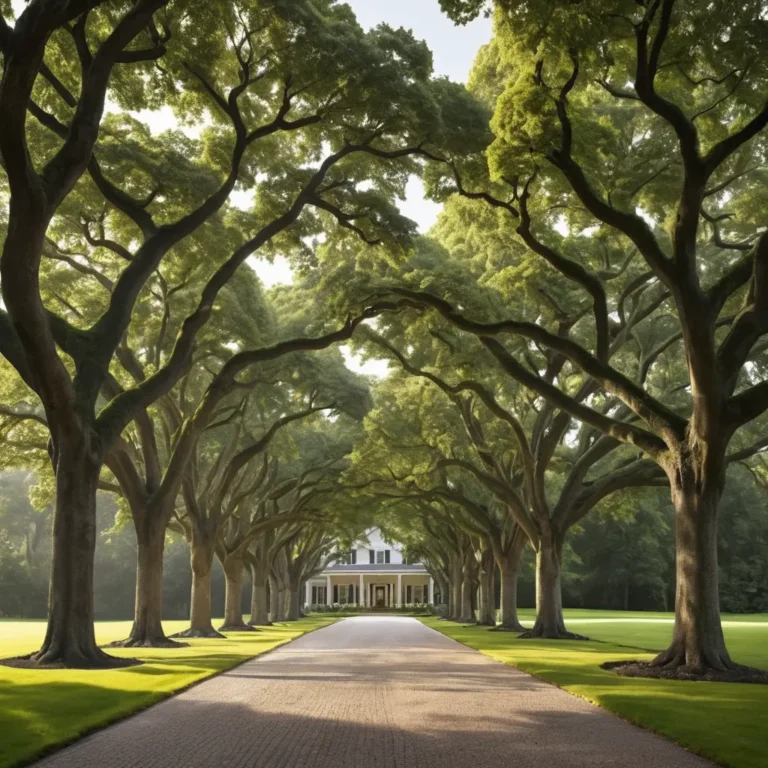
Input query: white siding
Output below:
<box><xmin>327</xmin><ymin>528</ymin><xmax>408</xmax><ymax>567</ymax></box>
<box><xmin>355</xmin><ymin>528</ymin><xmax>403</xmax><ymax>565</ymax></box>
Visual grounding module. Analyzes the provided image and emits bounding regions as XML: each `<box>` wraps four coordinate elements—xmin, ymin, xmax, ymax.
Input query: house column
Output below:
<box><xmin>397</xmin><ymin>573</ymin><xmax>402</xmax><ymax>607</ymax></box>
<box><xmin>359</xmin><ymin>573</ymin><xmax>365</xmax><ymax>607</ymax></box>
<box><xmin>305</xmin><ymin>581</ymin><xmax>312</xmax><ymax>609</ymax></box>
<box><xmin>326</xmin><ymin>574</ymin><xmax>332</xmax><ymax>606</ymax></box>
<box><xmin>428</xmin><ymin>576</ymin><xmax>434</xmax><ymax>605</ymax></box>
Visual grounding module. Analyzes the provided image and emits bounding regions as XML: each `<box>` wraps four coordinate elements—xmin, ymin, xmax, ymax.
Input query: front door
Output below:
<box><xmin>375</xmin><ymin>586</ymin><xmax>386</xmax><ymax>607</ymax></box>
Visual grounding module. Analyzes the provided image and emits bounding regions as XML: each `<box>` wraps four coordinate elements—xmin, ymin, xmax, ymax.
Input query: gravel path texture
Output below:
<box><xmin>32</xmin><ymin>616</ymin><xmax>712</xmax><ymax>768</ymax></box>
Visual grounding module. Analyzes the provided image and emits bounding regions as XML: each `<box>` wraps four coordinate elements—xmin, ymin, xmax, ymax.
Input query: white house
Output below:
<box><xmin>305</xmin><ymin>528</ymin><xmax>434</xmax><ymax>608</ymax></box>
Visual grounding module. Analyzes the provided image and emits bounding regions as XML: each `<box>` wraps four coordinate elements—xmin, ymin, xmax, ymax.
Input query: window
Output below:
<box><xmin>337</xmin><ymin>551</ymin><xmax>357</xmax><ymax>565</ymax></box>
<box><xmin>336</xmin><ymin>585</ymin><xmax>358</xmax><ymax>605</ymax></box>
<box><xmin>406</xmin><ymin>585</ymin><xmax>427</xmax><ymax>604</ymax></box>
<box><xmin>311</xmin><ymin>586</ymin><xmax>327</xmax><ymax>604</ymax></box>
<box><xmin>375</xmin><ymin>550</ymin><xmax>391</xmax><ymax>564</ymax></box>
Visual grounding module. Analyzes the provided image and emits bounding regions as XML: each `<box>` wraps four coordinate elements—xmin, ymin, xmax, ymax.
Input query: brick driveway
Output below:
<box><xmin>33</xmin><ymin>616</ymin><xmax>712</xmax><ymax>768</ymax></box>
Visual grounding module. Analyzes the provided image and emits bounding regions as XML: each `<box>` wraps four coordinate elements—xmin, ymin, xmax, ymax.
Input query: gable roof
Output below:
<box><xmin>323</xmin><ymin>563</ymin><xmax>428</xmax><ymax>573</ymax></box>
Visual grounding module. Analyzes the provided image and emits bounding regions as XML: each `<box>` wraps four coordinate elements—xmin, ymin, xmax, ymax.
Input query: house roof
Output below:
<box><xmin>322</xmin><ymin>563</ymin><xmax>428</xmax><ymax>573</ymax></box>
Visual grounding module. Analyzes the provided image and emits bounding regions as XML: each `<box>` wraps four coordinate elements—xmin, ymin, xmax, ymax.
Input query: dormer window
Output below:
<box><xmin>337</xmin><ymin>550</ymin><xmax>357</xmax><ymax>565</ymax></box>
<box><xmin>375</xmin><ymin>550</ymin><xmax>390</xmax><ymax>564</ymax></box>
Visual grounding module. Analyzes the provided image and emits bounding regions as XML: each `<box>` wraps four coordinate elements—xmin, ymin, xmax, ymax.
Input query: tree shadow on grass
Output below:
<box><xmin>0</xmin><ymin>680</ymin><xmax>162</xmax><ymax>768</ymax></box>
<box><xmin>0</xmin><ymin>653</ymin><xmax>264</xmax><ymax>767</ymax></box>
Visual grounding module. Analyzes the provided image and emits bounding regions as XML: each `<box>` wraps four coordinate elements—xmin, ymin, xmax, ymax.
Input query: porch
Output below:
<box><xmin>306</xmin><ymin>569</ymin><xmax>434</xmax><ymax>608</ymax></box>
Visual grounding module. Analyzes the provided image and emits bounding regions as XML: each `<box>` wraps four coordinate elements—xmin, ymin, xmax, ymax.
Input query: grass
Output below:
<box><xmin>421</xmin><ymin>609</ymin><xmax>768</xmax><ymax>768</ymax></box>
<box><xmin>511</xmin><ymin>608</ymin><xmax>768</xmax><ymax>670</ymax></box>
<box><xmin>0</xmin><ymin>616</ymin><xmax>336</xmax><ymax>768</ymax></box>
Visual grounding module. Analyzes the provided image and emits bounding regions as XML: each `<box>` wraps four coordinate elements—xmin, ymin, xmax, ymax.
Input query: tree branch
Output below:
<box><xmin>0</xmin><ymin>404</ymin><xmax>49</xmax><ymax>427</ymax></box>
<box><xmin>728</xmin><ymin>380</ymin><xmax>768</xmax><ymax>430</ymax></box>
<box><xmin>717</xmin><ymin>231</ymin><xmax>768</xmax><ymax>395</ymax></box>
<box><xmin>379</xmin><ymin>288</ymin><xmax>685</xmax><ymax>445</ymax></box>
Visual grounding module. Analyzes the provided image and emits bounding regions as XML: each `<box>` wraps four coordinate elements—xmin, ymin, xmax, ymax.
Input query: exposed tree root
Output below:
<box><xmin>490</xmin><ymin>624</ymin><xmax>525</xmax><ymax>633</ymax></box>
<box><xmin>218</xmin><ymin>623</ymin><xmax>258</xmax><ymax>632</ymax></box>
<box><xmin>650</xmin><ymin>642</ymin><xmax>742</xmax><ymax>673</ymax></box>
<box><xmin>107</xmin><ymin>637</ymin><xmax>189</xmax><ymax>649</ymax></box>
<box><xmin>603</xmin><ymin>660</ymin><xmax>768</xmax><ymax>684</ymax></box>
<box><xmin>170</xmin><ymin>628</ymin><xmax>226</xmax><ymax>639</ymax></box>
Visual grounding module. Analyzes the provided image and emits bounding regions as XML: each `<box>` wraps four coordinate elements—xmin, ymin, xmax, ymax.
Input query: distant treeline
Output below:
<box><xmin>3</xmin><ymin>468</ymin><xmax>767</xmax><ymax>620</ymax></box>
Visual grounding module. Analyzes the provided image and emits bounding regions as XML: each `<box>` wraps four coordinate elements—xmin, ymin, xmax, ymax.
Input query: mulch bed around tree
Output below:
<box><xmin>602</xmin><ymin>660</ymin><xmax>768</xmax><ymax>684</ymax></box>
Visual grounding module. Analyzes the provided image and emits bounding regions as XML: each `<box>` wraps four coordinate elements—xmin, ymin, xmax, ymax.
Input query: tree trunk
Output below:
<box><xmin>114</xmin><ymin>506</ymin><xmax>183</xmax><ymax>647</ymax></box>
<box><xmin>459</xmin><ymin>556</ymin><xmax>476</xmax><ymax>624</ymax></box>
<box><xmin>286</xmin><ymin>585</ymin><xmax>301</xmax><ymax>621</ymax></box>
<box><xmin>271</xmin><ymin>556</ymin><xmax>290</xmax><ymax>621</ymax></box>
<box><xmin>268</xmin><ymin>574</ymin><xmax>279</xmax><ymax>622</ymax></box>
<box><xmin>525</xmin><ymin>535</ymin><xmax>571</xmax><ymax>639</ymax></box>
<box><xmin>498</xmin><ymin>539</ymin><xmax>525</xmax><ymax>632</ymax></box>
<box><xmin>449</xmin><ymin>554</ymin><xmax>462</xmax><ymax>620</ymax></box>
<box><xmin>23</xmin><ymin>441</ymin><xmax>134</xmax><ymax>668</ymax></box>
<box><xmin>437</xmin><ymin>577</ymin><xmax>449</xmax><ymax>616</ymax></box>
<box><xmin>477</xmin><ymin>547</ymin><xmax>496</xmax><ymax>626</ymax></box>
<box><xmin>276</xmin><ymin>589</ymin><xmax>289</xmax><ymax>621</ymax></box>
<box><xmin>219</xmin><ymin>553</ymin><xmax>255</xmax><ymax>631</ymax></box>
<box><xmin>175</xmin><ymin>530</ymin><xmax>223</xmax><ymax>639</ymax></box>
<box><xmin>248</xmin><ymin>558</ymin><xmax>271</xmax><ymax>626</ymax></box>
<box><xmin>298</xmin><ymin>580</ymin><xmax>307</xmax><ymax>617</ymax></box>
<box><xmin>653</xmin><ymin>462</ymin><xmax>733</xmax><ymax>672</ymax></box>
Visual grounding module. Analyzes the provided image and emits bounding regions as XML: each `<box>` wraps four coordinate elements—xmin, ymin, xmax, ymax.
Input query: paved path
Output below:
<box><xmin>34</xmin><ymin>616</ymin><xmax>711</xmax><ymax>768</ymax></box>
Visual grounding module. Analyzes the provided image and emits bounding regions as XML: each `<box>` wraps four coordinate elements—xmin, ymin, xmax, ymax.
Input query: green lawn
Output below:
<box><xmin>0</xmin><ymin>616</ymin><xmax>335</xmax><ymax>768</ymax></box>
<box><xmin>422</xmin><ymin>610</ymin><xmax>768</xmax><ymax>768</ymax></box>
<box><xmin>511</xmin><ymin>608</ymin><xmax>768</xmax><ymax>670</ymax></box>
